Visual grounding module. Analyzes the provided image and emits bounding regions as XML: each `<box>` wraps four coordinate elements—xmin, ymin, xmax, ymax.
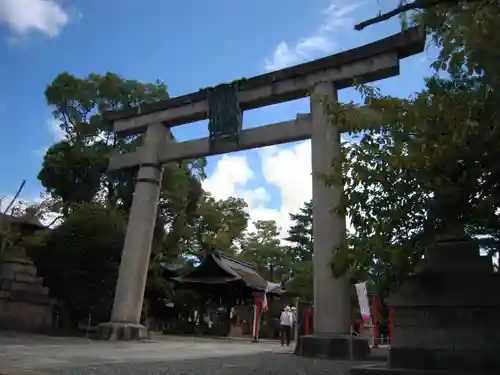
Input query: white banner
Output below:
<box><xmin>355</xmin><ymin>282</ymin><xmax>372</xmax><ymax>323</ymax></box>
<box><xmin>265</xmin><ymin>282</ymin><xmax>281</xmax><ymax>292</ymax></box>
<box><xmin>262</xmin><ymin>282</ymin><xmax>280</xmax><ymax>311</ymax></box>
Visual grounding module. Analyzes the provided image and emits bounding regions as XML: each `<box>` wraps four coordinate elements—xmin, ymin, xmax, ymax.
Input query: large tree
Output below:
<box><xmin>183</xmin><ymin>193</ymin><xmax>250</xmax><ymax>259</ymax></box>
<box><xmin>39</xmin><ymin>72</ymin><xmax>205</xmax><ymax>237</ymax></box>
<box><xmin>34</xmin><ymin>72</ymin><xmax>206</xmax><ymax>325</ymax></box>
<box><xmin>285</xmin><ymin>200</ymin><xmax>313</xmax><ymax>263</ymax></box>
<box><xmin>38</xmin><ymin>72</ymin><xmax>203</xmax><ymax>215</ymax></box>
<box><xmin>280</xmin><ymin>202</ymin><xmax>315</xmax><ymax>300</ymax></box>
<box><xmin>240</xmin><ymin>220</ymin><xmax>288</xmax><ymax>282</ymax></box>
<box><xmin>29</xmin><ymin>203</ymin><xmax>126</xmax><ymax>326</ymax></box>
<box><xmin>326</xmin><ymin>0</ymin><xmax>500</xmax><ymax>293</ymax></box>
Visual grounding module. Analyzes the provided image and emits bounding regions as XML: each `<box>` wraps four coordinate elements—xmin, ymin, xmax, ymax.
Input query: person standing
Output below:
<box><xmin>280</xmin><ymin>306</ymin><xmax>294</xmax><ymax>346</ymax></box>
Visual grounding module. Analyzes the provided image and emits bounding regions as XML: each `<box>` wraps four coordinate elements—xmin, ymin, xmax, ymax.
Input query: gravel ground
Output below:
<box><xmin>0</xmin><ymin>334</ymin><xmax>384</xmax><ymax>375</ymax></box>
<box><xmin>41</xmin><ymin>353</ymin><xmax>365</xmax><ymax>375</ymax></box>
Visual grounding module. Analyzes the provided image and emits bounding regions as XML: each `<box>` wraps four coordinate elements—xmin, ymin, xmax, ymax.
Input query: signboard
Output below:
<box><xmin>355</xmin><ymin>282</ymin><xmax>372</xmax><ymax>323</ymax></box>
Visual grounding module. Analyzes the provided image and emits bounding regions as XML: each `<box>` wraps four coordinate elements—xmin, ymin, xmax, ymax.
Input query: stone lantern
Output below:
<box><xmin>352</xmin><ymin>231</ymin><xmax>500</xmax><ymax>374</ymax></box>
<box><xmin>0</xmin><ymin>213</ymin><xmax>53</xmax><ymax>332</ymax></box>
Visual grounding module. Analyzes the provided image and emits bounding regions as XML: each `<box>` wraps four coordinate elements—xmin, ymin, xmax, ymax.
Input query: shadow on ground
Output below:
<box><xmin>0</xmin><ymin>334</ymin><xmax>384</xmax><ymax>375</ymax></box>
<box><xmin>23</xmin><ymin>353</ymin><xmax>374</xmax><ymax>375</ymax></box>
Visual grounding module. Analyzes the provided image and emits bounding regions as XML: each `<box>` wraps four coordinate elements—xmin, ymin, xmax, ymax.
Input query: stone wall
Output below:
<box><xmin>0</xmin><ymin>256</ymin><xmax>52</xmax><ymax>332</ymax></box>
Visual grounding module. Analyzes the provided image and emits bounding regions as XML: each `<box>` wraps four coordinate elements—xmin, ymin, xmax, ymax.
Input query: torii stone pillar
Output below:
<box><xmin>98</xmin><ymin>122</ymin><xmax>168</xmax><ymax>340</ymax></box>
<box><xmin>294</xmin><ymin>82</ymin><xmax>369</xmax><ymax>359</ymax></box>
<box><xmin>310</xmin><ymin>82</ymin><xmax>350</xmax><ymax>334</ymax></box>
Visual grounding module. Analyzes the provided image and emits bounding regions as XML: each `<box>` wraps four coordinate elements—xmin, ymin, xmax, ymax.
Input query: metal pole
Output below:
<box><xmin>252</xmin><ymin>295</ymin><xmax>261</xmax><ymax>342</ymax></box>
<box><xmin>349</xmin><ymin>325</ymin><xmax>354</xmax><ymax>361</ymax></box>
<box><xmin>389</xmin><ymin>307</ymin><xmax>394</xmax><ymax>346</ymax></box>
<box><xmin>293</xmin><ymin>297</ymin><xmax>299</xmax><ymax>342</ymax></box>
<box><xmin>85</xmin><ymin>313</ymin><xmax>92</xmax><ymax>338</ymax></box>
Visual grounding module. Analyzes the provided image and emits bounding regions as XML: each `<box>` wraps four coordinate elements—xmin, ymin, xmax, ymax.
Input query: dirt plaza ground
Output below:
<box><xmin>0</xmin><ymin>333</ymin><xmax>385</xmax><ymax>375</ymax></box>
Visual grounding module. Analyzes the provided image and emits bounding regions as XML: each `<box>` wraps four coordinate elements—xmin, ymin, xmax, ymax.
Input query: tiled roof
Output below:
<box><xmin>175</xmin><ymin>251</ymin><xmax>284</xmax><ymax>294</ymax></box>
<box><xmin>0</xmin><ymin>213</ymin><xmax>45</xmax><ymax>229</ymax></box>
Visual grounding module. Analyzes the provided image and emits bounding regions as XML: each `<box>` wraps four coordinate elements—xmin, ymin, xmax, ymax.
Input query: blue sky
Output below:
<box><xmin>0</xmin><ymin>0</ymin><xmax>436</xmax><ymax>233</ymax></box>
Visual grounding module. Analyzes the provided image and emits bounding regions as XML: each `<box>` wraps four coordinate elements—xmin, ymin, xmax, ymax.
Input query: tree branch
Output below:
<box><xmin>3</xmin><ymin>180</ymin><xmax>26</xmax><ymax>214</ymax></box>
<box><xmin>46</xmin><ymin>214</ymin><xmax>64</xmax><ymax>228</ymax></box>
<box><xmin>354</xmin><ymin>0</ymin><xmax>460</xmax><ymax>31</ymax></box>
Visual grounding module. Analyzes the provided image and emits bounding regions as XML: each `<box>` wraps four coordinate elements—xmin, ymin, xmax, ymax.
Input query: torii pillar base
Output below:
<box><xmin>97</xmin><ymin>322</ymin><xmax>149</xmax><ymax>341</ymax></box>
<box><xmin>295</xmin><ymin>334</ymin><xmax>370</xmax><ymax>360</ymax></box>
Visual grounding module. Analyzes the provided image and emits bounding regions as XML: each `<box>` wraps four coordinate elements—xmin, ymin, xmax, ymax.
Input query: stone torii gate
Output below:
<box><xmin>98</xmin><ymin>27</ymin><xmax>424</xmax><ymax>358</ymax></box>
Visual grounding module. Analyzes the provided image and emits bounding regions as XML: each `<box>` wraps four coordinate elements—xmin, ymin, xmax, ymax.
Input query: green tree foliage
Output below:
<box><xmin>39</xmin><ymin>142</ymin><xmax>107</xmax><ymax>214</ymax></box>
<box><xmin>29</xmin><ymin>203</ymin><xmax>126</xmax><ymax>326</ymax></box>
<box><xmin>281</xmin><ymin>201</ymin><xmax>314</xmax><ymax>300</ymax></box>
<box><xmin>1</xmin><ymin>188</ymin><xmax>61</xmax><ymax>256</ymax></box>
<box><xmin>184</xmin><ymin>193</ymin><xmax>250</xmax><ymax>258</ymax></box>
<box><xmin>284</xmin><ymin>260</ymin><xmax>313</xmax><ymax>302</ymax></box>
<box><xmin>38</xmin><ymin>72</ymin><xmax>174</xmax><ymax>214</ymax></box>
<box><xmin>44</xmin><ymin>72</ymin><xmax>170</xmax><ymax>141</ymax></box>
<box><xmin>325</xmin><ymin>1</ymin><xmax>500</xmax><ymax>293</ymax></box>
<box><xmin>285</xmin><ymin>200</ymin><xmax>313</xmax><ymax>262</ymax></box>
<box><xmin>34</xmin><ymin>72</ymin><xmax>206</xmax><ymax>325</ymax></box>
<box><xmin>39</xmin><ymin>71</ymin><xmax>205</xmax><ymax>240</ymax></box>
<box><xmin>240</xmin><ymin>220</ymin><xmax>287</xmax><ymax>282</ymax></box>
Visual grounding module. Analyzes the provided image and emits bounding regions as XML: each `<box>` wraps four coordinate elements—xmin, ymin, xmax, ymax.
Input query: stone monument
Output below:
<box><xmin>351</xmin><ymin>233</ymin><xmax>500</xmax><ymax>374</ymax></box>
<box><xmin>0</xmin><ymin>250</ymin><xmax>52</xmax><ymax>332</ymax></box>
<box><xmin>0</xmin><ymin>214</ymin><xmax>52</xmax><ymax>332</ymax></box>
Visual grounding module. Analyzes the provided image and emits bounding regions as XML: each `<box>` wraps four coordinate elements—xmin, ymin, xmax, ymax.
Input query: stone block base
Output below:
<box><xmin>389</xmin><ymin>347</ymin><xmax>499</xmax><ymax>373</ymax></box>
<box><xmin>350</xmin><ymin>364</ymin><xmax>456</xmax><ymax>375</ymax></box>
<box><xmin>350</xmin><ymin>363</ymin><xmax>492</xmax><ymax>375</ymax></box>
<box><xmin>97</xmin><ymin>322</ymin><xmax>149</xmax><ymax>341</ymax></box>
<box><xmin>294</xmin><ymin>334</ymin><xmax>370</xmax><ymax>360</ymax></box>
<box><xmin>0</xmin><ymin>254</ymin><xmax>53</xmax><ymax>333</ymax></box>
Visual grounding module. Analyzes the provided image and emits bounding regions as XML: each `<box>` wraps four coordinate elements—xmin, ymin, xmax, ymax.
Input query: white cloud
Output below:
<box><xmin>46</xmin><ymin>117</ymin><xmax>65</xmax><ymax>140</ymax></box>
<box><xmin>321</xmin><ymin>2</ymin><xmax>363</xmax><ymax>31</ymax></box>
<box><xmin>265</xmin><ymin>41</ymin><xmax>297</xmax><ymax>72</ymax></box>
<box><xmin>32</xmin><ymin>146</ymin><xmax>49</xmax><ymax>158</ymax></box>
<box><xmin>0</xmin><ymin>0</ymin><xmax>69</xmax><ymax>37</ymax></box>
<box><xmin>32</xmin><ymin>118</ymin><xmax>65</xmax><ymax>158</ymax></box>
<box><xmin>0</xmin><ymin>193</ymin><xmax>60</xmax><ymax>227</ymax></box>
<box><xmin>203</xmin><ymin>140</ymin><xmax>353</xmax><ymax>242</ymax></box>
<box><xmin>264</xmin><ymin>1</ymin><xmax>362</xmax><ymax>71</ymax></box>
<box><xmin>0</xmin><ymin>194</ymin><xmax>14</xmax><ymax>213</ymax></box>
<box><xmin>201</xmin><ymin>154</ymin><xmax>272</xmax><ymax>233</ymax></box>
<box><xmin>202</xmin><ymin>155</ymin><xmax>257</xmax><ymax>201</ymax></box>
<box><xmin>259</xmin><ymin>142</ymin><xmax>312</xmax><ymax>237</ymax></box>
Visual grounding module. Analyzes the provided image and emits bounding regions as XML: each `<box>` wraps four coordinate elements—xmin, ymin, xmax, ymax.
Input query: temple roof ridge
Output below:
<box><xmin>215</xmin><ymin>251</ymin><xmax>257</xmax><ymax>270</ymax></box>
